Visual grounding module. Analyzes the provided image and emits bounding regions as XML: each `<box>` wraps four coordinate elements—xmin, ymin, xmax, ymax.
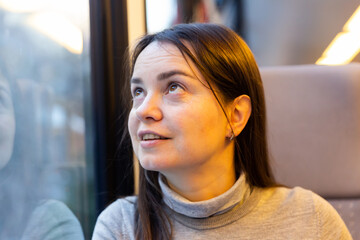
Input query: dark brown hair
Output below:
<box><xmin>123</xmin><ymin>23</ymin><xmax>276</xmax><ymax>240</ymax></box>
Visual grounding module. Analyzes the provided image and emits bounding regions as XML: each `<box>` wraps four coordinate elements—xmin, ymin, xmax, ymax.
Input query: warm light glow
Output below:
<box><xmin>316</xmin><ymin>32</ymin><xmax>360</xmax><ymax>65</ymax></box>
<box><xmin>27</xmin><ymin>12</ymin><xmax>83</xmax><ymax>54</ymax></box>
<box><xmin>344</xmin><ymin>6</ymin><xmax>360</xmax><ymax>33</ymax></box>
<box><xmin>317</xmin><ymin>5</ymin><xmax>360</xmax><ymax>65</ymax></box>
<box><xmin>127</xmin><ymin>0</ymin><xmax>146</xmax><ymax>47</ymax></box>
<box><xmin>146</xmin><ymin>0</ymin><xmax>176</xmax><ymax>33</ymax></box>
<box><xmin>0</xmin><ymin>0</ymin><xmax>44</xmax><ymax>12</ymax></box>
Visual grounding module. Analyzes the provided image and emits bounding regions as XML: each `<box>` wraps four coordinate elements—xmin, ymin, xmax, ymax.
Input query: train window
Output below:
<box><xmin>146</xmin><ymin>0</ymin><xmax>177</xmax><ymax>33</ymax></box>
<box><xmin>0</xmin><ymin>0</ymin><xmax>95</xmax><ymax>239</ymax></box>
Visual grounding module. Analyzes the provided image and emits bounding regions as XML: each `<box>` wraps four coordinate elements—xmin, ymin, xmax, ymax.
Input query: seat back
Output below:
<box><xmin>261</xmin><ymin>64</ymin><xmax>360</xmax><ymax>238</ymax></box>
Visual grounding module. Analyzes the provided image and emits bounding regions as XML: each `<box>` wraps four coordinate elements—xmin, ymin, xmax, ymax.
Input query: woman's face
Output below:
<box><xmin>128</xmin><ymin>41</ymin><xmax>232</xmax><ymax>174</ymax></box>
<box><xmin>0</xmin><ymin>76</ymin><xmax>15</xmax><ymax>169</ymax></box>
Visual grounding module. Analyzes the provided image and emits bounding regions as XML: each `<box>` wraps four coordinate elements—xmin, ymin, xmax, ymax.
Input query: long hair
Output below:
<box><xmin>122</xmin><ymin>23</ymin><xmax>276</xmax><ymax>240</ymax></box>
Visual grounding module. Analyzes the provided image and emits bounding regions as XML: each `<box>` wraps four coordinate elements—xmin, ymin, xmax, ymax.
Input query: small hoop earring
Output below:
<box><xmin>229</xmin><ymin>133</ymin><xmax>235</xmax><ymax>141</ymax></box>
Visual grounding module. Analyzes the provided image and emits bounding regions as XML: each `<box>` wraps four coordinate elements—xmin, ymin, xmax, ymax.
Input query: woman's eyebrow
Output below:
<box><xmin>130</xmin><ymin>70</ymin><xmax>192</xmax><ymax>84</ymax></box>
<box><xmin>157</xmin><ymin>70</ymin><xmax>192</xmax><ymax>80</ymax></box>
<box><xmin>130</xmin><ymin>77</ymin><xmax>142</xmax><ymax>84</ymax></box>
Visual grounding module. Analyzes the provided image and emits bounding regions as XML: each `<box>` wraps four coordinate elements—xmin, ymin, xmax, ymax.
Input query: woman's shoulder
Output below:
<box><xmin>100</xmin><ymin>196</ymin><xmax>137</xmax><ymax>219</ymax></box>
<box><xmin>260</xmin><ymin>185</ymin><xmax>322</xmax><ymax>206</ymax></box>
<box><xmin>255</xmin><ymin>186</ymin><xmax>352</xmax><ymax>239</ymax></box>
<box><xmin>262</xmin><ymin>186</ymin><xmax>340</xmax><ymax>214</ymax></box>
<box><xmin>259</xmin><ymin>186</ymin><xmax>342</xmax><ymax>219</ymax></box>
<box><xmin>101</xmin><ymin>196</ymin><xmax>137</xmax><ymax>216</ymax></box>
<box><xmin>92</xmin><ymin>196</ymin><xmax>137</xmax><ymax>240</ymax></box>
<box><xmin>253</xmin><ymin>186</ymin><xmax>323</xmax><ymax>218</ymax></box>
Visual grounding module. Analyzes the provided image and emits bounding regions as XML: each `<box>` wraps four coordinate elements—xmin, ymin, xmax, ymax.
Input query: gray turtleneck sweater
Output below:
<box><xmin>92</xmin><ymin>174</ymin><xmax>352</xmax><ymax>239</ymax></box>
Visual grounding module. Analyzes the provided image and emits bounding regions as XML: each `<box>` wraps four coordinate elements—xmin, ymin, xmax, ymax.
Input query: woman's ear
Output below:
<box><xmin>227</xmin><ymin>95</ymin><xmax>252</xmax><ymax>138</ymax></box>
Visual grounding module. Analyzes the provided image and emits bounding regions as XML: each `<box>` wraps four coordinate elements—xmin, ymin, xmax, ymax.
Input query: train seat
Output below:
<box><xmin>261</xmin><ymin>63</ymin><xmax>360</xmax><ymax>239</ymax></box>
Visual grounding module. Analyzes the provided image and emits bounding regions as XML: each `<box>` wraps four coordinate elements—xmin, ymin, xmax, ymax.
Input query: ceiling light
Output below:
<box><xmin>316</xmin><ymin>5</ymin><xmax>360</xmax><ymax>65</ymax></box>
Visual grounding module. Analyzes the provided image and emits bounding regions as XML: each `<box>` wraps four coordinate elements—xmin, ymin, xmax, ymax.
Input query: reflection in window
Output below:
<box><xmin>0</xmin><ymin>0</ymin><xmax>94</xmax><ymax>239</ymax></box>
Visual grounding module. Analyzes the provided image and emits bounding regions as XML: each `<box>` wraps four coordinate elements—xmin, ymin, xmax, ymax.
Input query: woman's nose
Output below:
<box><xmin>135</xmin><ymin>94</ymin><xmax>163</xmax><ymax>122</ymax></box>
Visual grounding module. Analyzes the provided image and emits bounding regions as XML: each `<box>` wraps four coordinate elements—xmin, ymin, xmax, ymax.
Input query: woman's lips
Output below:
<box><xmin>137</xmin><ymin>130</ymin><xmax>170</xmax><ymax>148</ymax></box>
<box><xmin>140</xmin><ymin>138</ymin><xmax>170</xmax><ymax>148</ymax></box>
<box><xmin>138</xmin><ymin>130</ymin><xmax>168</xmax><ymax>140</ymax></box>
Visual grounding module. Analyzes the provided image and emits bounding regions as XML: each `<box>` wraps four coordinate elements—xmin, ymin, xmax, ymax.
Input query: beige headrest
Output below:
<box><xmin>261</xmin><ymin>64</ymin><xmax>360</xmax><ymax>198</ymax></box>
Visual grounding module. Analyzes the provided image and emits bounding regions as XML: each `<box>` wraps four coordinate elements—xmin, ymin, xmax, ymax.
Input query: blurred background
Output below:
<box><xmin>0</xmin><ymin>0</ymin><xmax>359</xmax><ymax>239</ymax></box>
<box><xmin>145</xmin><ymin>0</ymin><xmax>360</xmax><ymax>66</ymax></box>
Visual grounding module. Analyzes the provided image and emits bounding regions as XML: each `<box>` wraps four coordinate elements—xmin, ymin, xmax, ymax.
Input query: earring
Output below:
<box><xmin>229</xmin><ymin>133</ymin><xmax>235</xmax><ymax>141</ymax></box>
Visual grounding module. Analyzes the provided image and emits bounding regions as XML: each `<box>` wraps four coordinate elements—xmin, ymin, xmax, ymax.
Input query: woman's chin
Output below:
<box><xmin>139</xmin><ymin>157</ymin><xmax>177</xmax><ymax>172</ymax></box>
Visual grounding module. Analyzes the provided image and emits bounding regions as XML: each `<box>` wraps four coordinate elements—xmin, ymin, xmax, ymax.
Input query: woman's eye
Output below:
<box><xmin>167</xmin><ymin>83</ymin><xmax>183</xmax><ymax>94</ymax></box>
<box><xmin>133</xmin><ymin>88</ymin><xmax>143</xmax><ymax>97</ymax></box>
<box><xmin>169</xmin><ymin>84</ymin><xmax>178</xmax><ymax>92</ymax></box>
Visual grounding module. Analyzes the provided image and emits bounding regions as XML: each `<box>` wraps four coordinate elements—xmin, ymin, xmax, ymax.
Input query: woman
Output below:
<box><xmin>92</xmin><ymin>23</ymin><xmax>351</xmax><ymax>240</ymax></box>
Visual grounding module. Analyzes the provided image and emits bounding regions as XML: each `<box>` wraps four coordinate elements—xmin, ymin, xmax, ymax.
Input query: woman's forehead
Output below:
<box><xmin>133</xmin><ymin>41</ymin><xmax>199</xmax><ymax>77</ymax></box>
<box><xmin>135</xmin><ymin>42</ymin><xmax>187</xmax><ymax>66</ymax></box>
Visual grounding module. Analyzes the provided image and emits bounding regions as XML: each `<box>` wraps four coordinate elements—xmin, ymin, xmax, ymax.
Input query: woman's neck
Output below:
<box><xmin>162</xmin><ymin>150</ymin><xmax>236</xmax><ymax>202</ymax></box>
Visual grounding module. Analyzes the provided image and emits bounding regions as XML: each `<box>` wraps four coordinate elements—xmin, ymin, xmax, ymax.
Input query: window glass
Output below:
<box><xmin>0</xmin><ymin>0</ymin><xmax>94</xmax><ymax>239</ymax></box>
<box><xmin>146</xmin><ymin>0</ymin><xmax>177</xmax><ymax>33</ymax></box>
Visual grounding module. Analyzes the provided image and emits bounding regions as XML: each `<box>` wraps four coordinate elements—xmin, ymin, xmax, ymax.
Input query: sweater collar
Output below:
<box><xmin>159</xmin><ymin>173</ymin><xmax>251</xmax><ymax>218</ymax></box>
